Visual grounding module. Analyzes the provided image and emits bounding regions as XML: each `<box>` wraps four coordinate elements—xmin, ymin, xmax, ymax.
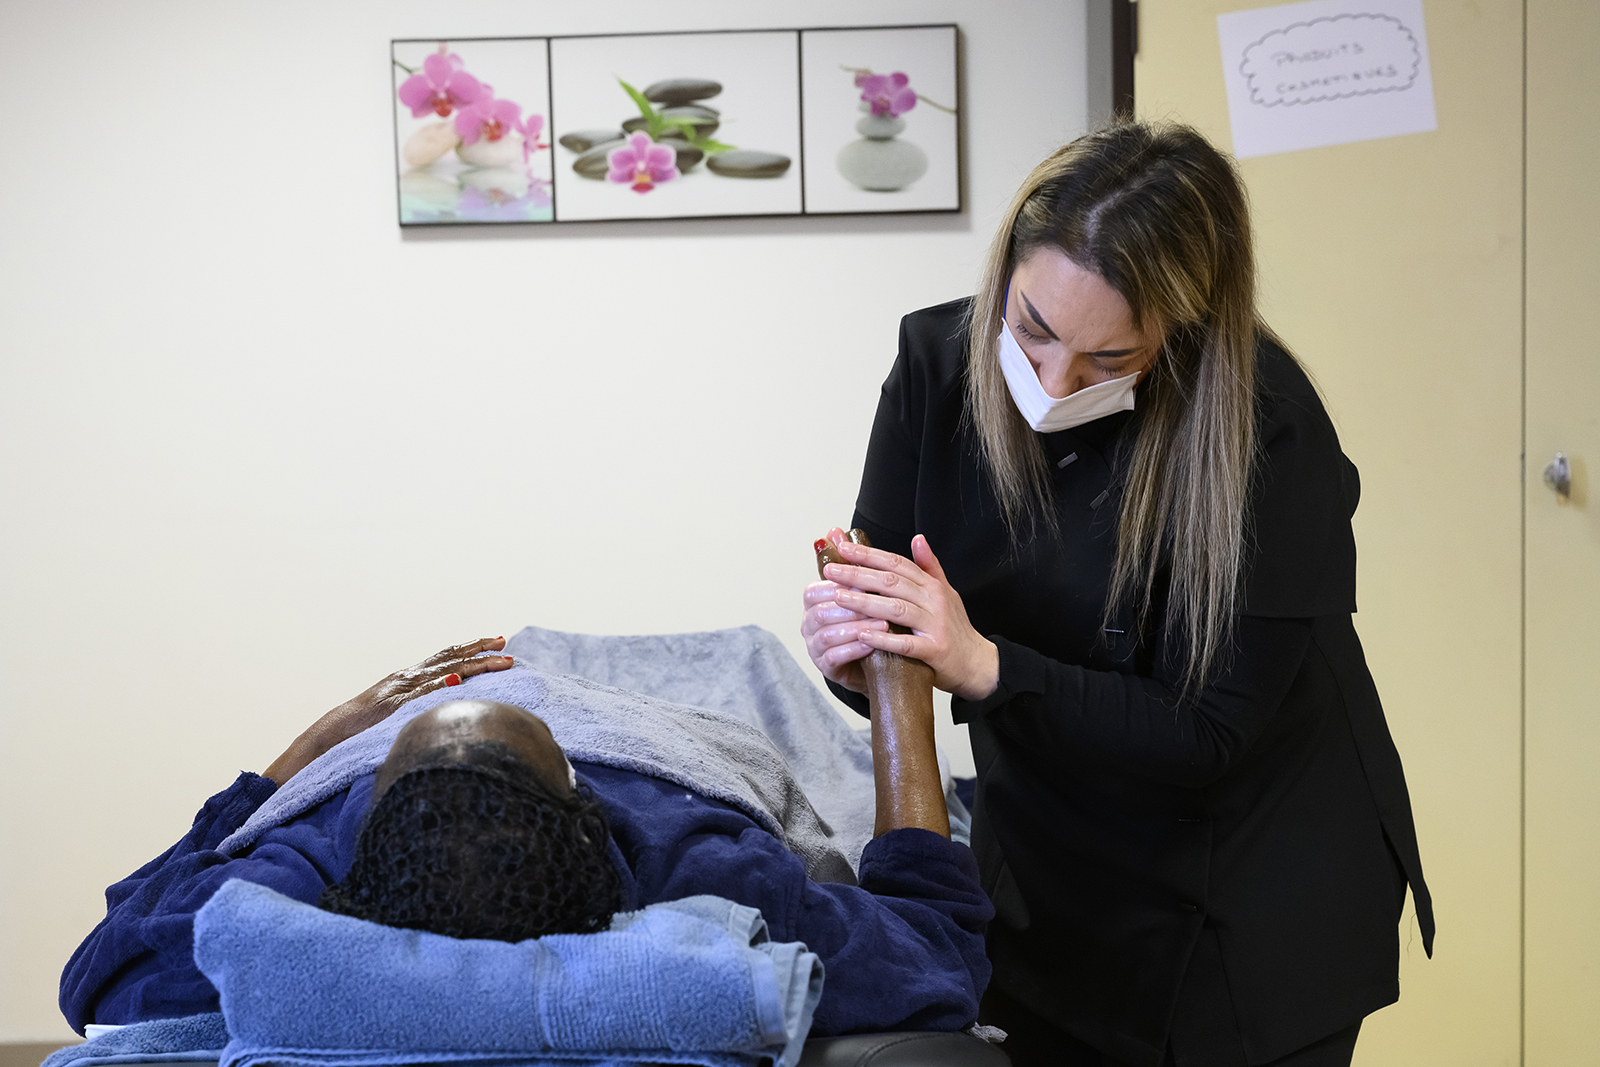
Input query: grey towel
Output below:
<box><xmin>504</xmin><ymin>625</ymin><xmax>970</xmax><ymax>852</ymax></box>
<box><xmin>220</xmin><ymin>625</ymin><xmax>968</xmax><ymax>879</ymax></box>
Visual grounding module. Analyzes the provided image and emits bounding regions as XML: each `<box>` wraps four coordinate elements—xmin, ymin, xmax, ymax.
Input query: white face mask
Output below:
<box><xmin>997</xmin><ymin>323</ymin><xmax>1140</xmax><ymax>433</ymax></box>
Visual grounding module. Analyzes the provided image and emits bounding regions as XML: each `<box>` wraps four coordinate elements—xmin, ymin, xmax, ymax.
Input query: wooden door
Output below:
<box><xmin>1523</xmin><ymin>2</ymin><xmax>1600</xmax><ymax>1062</ymax></box>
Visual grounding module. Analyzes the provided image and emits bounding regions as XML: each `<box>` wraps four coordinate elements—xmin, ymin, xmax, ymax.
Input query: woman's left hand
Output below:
<box><xmin>822</xmin><ymin>534</ymin><xmax>1000</xmax><ymax>702</ymax></box>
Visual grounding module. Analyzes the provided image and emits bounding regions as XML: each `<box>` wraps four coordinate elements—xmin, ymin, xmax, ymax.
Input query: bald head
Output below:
<box><xmin>374</xmin><ymin>700</ymin><xmax>572</xmax><ymax>800</ymax></box>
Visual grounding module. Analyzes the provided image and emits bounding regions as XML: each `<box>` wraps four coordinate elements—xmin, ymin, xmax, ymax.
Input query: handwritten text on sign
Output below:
<box><xmin>1219</xmin><ymin>0</ymin><xmax>1436</xmax><ymax>158</ymax></box>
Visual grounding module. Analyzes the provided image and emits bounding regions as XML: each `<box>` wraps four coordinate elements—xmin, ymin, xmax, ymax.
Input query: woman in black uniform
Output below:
<box><xmin>801</xmin><ymin>123</ymin><xmax>1433</xmax><ymax>1067</ymax></box>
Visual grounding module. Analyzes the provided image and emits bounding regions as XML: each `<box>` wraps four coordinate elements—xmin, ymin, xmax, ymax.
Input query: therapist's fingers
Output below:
<box><xmin>856</xmin><ymin>625</ymin><xmax>925</xmax><ymax>658</ymax></box>
<box><xmin>829</xmin><ymin>539</ymin><xmax>929</xmax><ymax>581</ymax></box>
<box><xmin>824</xmin><ymin>571</ymin><xmax>933</xmax><ymax>626</ymax></box>
<box><xmin>855</xmin><ymin>623</ymin><xmax>997</xmax><ymax>702</ymax></box>
<box><xmin>819</xmin><ymin>637</ymin><xmax>874</xmax><ymax>668</ymax></box>
<box><xmin>830</xmin><ymin>586</ymin><xmax>932</xmax><ymax>632</ymax></box>
<box><xmin>848</xmin><ymin>548</ymin><xmax>998</xmax><ymax>701</ymax></box>
<box><xmin>910</xmin><ymin>535</ymin><xmax>949</xmax><ymax>583</ymax></box>
<box><xmin>823</xmin><ymin>543</ymin><xmax>940</xmax><ymax>610</ymax></box>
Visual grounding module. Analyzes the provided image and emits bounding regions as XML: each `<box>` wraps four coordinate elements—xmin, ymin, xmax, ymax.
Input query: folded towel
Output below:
<box><xmin>41</xmin><ymin>1014</ymin><xmax>227</xmax><ymax>1067</ymax></box>
<box><xmin>193</xmin><ymin>878</ymin><xmax>824</xmax><ymax>1067</ymax></box>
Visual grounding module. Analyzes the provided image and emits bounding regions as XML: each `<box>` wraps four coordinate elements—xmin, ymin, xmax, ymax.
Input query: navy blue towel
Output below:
<box><xmin>193</xmin><ymin>879</ymin><xmax>823</xmax><ymax>1067</ymax></box>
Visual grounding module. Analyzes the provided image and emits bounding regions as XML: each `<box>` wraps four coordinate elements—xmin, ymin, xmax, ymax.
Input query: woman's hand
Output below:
<box><xmin>263</xmin><ymin>636</ymin><xmax>515</xmax><ymax>785</ymax></box>
<box><xmin>802</xmin><ymin>528</ymin><xmax>891</xmax><ymax>694</ymax></box>
<box><xmin>818</xmin><ymin>534</ymin><xmax>1000</xmax><ymax>702</ymax></box>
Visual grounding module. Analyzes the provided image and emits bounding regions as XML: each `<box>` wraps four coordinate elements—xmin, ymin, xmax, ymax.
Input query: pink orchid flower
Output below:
<box><xmin>455</xmin><ymin>89</ymin><xmax>523</xmax><ymax>146</ymax></box>
<box><xmin>397</xmin><ymin>52</ymin><xmax>483</xmax><ymax>119</ymax></box>
<box><xmin>860</xmin><ymin>72</ymin><xmax>918</xmax><ymax>118</ymax></box>
<box><xmin>520</xmin><ymin>113</ymin><xmax>549</xmax><ymax>165</ymax></box>
<box><xmin>606</xmin><ymin>131</ymin><xmax>679</xmax><ymax>194</ymax></box>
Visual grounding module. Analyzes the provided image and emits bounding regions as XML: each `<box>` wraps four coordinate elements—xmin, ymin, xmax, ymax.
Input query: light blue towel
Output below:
<box><xmin>40</xmin><ymin>1014</ymin><xmax>227</xmax><ymax>1067</ymax></box>
<box><xmin>193</xmin><ymin>879</ymin><xmax>823</xmax><ymax>1067</ymax></box>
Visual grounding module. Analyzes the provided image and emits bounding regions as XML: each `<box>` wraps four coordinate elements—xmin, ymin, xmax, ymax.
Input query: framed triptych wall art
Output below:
<box><xmin>391</xmin><ymin>25</ymin><xmax>960</xmax><ymax>226</ymax></box>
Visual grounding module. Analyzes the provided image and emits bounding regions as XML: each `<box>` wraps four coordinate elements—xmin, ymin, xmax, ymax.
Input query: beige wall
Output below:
<box><xmin>1</xmin><ymin>0</ymin><xmax>1539</xmax><ymax>1055</ymax></box>
<box><xmin>1136</xmin><ymin>2</ymin><xmax>1524</xmax><ymax>1064</ymax></box>
<box><xmin>0</xmin><ymin>0</ymin><xmax>1105</xmax><ymax>1043</ymax></box>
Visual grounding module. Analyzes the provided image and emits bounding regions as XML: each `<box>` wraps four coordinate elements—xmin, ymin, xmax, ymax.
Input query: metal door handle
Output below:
<box><xmin>1544</xmin><ymin>452</ymin><xmax>1571</xmax><ymax>498</ymax></box>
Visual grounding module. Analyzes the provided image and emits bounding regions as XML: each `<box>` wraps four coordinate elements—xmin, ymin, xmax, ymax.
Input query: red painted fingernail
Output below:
<box><xmin>444</xmin><ymin>673</ymin><xmax>462</xmax><ymax>687</ymax></box>
<box><xmin>814</xmin><ymin>538</ymin><xmax>827</xmax><ymax>553</ymax></box>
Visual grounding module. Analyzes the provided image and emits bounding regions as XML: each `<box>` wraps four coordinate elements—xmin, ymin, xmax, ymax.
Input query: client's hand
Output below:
<box><xmin>263</xmin><ymin>636</ymin><xmax>515</xmax><ymax>786</ymax></box>
<box><xmin>820</xmin><ymin>534</ymin><xmax>999</xmax><ymax>702</ymax></box>
<box><xmin>801</xmin><ymin>528</ymin><xmax>890</xmax><ymax>695</ymax></box>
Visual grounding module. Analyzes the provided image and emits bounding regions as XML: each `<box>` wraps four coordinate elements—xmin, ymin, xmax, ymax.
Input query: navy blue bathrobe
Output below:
<box><xmin>61</xmin><ymin>762</ymin><xmax>992</xmax><ymax>1038</ymax></box>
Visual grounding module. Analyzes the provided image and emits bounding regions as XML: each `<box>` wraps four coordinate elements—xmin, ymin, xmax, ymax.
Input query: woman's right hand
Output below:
<box><xmin>801</xmin><ymin>528</ymin><xmax>889</xmax><ymax>694</ymax></box>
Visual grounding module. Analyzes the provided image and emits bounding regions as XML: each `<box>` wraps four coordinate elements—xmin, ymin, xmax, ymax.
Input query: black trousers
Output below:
<box><xmin>979</xmin><ymin>985</ymin><xmax>1361</xmax><ymax>1067</ymax></box>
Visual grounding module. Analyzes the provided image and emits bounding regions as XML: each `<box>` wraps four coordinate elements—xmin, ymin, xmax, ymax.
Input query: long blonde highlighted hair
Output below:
<box><xmin>965</xmin><ymin>121</ymin><xmax>1270</xmax><ymax>694</ymax></box>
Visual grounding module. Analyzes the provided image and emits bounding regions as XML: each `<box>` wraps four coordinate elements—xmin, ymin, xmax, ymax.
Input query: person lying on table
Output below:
<box><xmin>60</xmin><ymin>637</ymin><xmax>991</xmax><ymax>1039</ymax></box>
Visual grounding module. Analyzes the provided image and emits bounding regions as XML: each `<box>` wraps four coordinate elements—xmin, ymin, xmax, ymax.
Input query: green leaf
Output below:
<box><xmin>617</xmin><ymin>79</ymin><xmax>657</xmax><ymax>122</ymax></box>
<box><xmin>693</xmin><ymin>139</ymin><xmax>737</xmax><ymax>154</ymax></box>
<box><xmin>618</xmin><ymin>80</ymin><xmax>669</xmax><ymax>139</ymax></box>
<box><xmin>662</xmin><ymin>116</ymin><xmax>704</xmax><ymax>136</ymax></box>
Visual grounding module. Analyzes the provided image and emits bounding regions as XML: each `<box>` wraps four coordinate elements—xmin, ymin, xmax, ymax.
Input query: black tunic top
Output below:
<box><xmin>830</xmin><ymin>299</ymin><xmax>1434</xmax><ymax>1067</ymax></box>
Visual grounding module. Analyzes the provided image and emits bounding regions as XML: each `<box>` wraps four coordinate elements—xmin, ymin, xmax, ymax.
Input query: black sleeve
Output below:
<box><xmin>952</xmin><ymin>616</ymin><xmax>1313</xmax><ymax>789</ymax></box>
<box><xmin>1241</xmin><ymin>346</ymin><xmax>1359</xmax><ymax>617</ymax></box>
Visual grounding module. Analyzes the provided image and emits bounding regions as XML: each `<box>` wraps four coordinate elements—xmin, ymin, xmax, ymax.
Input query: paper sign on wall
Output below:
<box><xmin>1217</xmin><ymin>0</ymin><xmax>1436</xmax><ymax>158</ymax></box>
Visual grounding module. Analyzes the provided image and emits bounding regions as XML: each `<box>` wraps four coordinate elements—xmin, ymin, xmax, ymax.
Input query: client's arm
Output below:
<box><xmin>59</xmin><ymin>638</ymin><xmax>511</xmax><ymax>1033</ymax></box>
<box><xmin>816</xmin><ymin>530</ymin><xmax>948</xmax><ymax>839</ymax></box>
<box><xmin>592</xmin><ymin>764</ymin><xmax>992</xmax><ymax>1036</ymax></box>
